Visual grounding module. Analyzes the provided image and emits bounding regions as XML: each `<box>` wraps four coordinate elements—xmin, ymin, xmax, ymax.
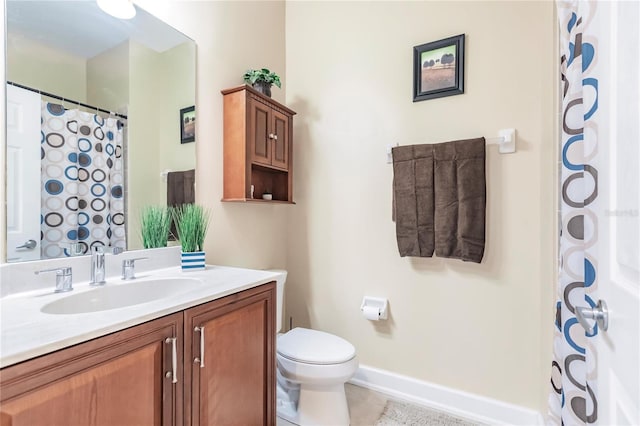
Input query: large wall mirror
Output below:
<box><xmin>5</xmin><ymin>0</ymin><xmax>196</xmax><ymax>263</ymax></box>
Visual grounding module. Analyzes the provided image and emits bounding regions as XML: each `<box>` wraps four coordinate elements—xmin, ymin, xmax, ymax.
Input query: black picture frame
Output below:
<box><xmin>413</xmin><ymin>34</ymin><xmax>465</xmax><ymax>102</ymax></box>
<box><xmin>180</xmin><ymin>105</ymin><xmax>196</xmax><ymax>144</ymax></box>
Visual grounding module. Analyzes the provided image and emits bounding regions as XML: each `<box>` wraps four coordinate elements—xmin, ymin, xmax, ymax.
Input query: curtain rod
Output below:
<box><xmin>7</xmin><ymin>81</ymin><xmax>128</xmax><ymax>120</ymax></box>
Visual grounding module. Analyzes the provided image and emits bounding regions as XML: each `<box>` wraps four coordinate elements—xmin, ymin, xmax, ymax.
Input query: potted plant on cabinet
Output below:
<box><xmin>171</xmin><ymin>203</ymin><xmax>211</xmax><ymax>271</ymax></box>
<box><xmin>140</xmin><ymin>205</ymin><xmax>171</xmax><ymax>248</ymax></box>
<box><xmin>242</xmin><ymin>68</ymin><xmax>281</xmax><ymax>97</ymax></box>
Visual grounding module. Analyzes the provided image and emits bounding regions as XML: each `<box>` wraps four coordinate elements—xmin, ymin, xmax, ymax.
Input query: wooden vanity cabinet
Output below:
<box><xmin>0</xmin><ymin>282</ymin><xmax>276</xmax><ymax>426</ymax></box>
<box><xmin>184</xmin><ymin>282</ymin><xmax>276</xmax><ymax>426</ymax></box>
<box><xmin>222</xmin><ymin>85</ymin><xmax>296</xmax><ymax>203</ymax></box>
<box><xmin>0</xmin><ymin>313</ymin><xmax>183</xmax><ymax>426</ymax></box>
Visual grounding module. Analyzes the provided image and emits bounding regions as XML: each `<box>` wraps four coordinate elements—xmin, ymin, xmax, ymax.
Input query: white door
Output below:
<box><xmin>589</xmin><ymin>2</ymin><xmax>640</xmax><ymax>424</ymax></box>
<box><xmin>6</xmin><ymin>84</ymin><xmax>41</xmax><ymax>262</ymax></box>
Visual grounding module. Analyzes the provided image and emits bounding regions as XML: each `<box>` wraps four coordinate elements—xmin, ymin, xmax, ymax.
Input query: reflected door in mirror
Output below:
<box><xmin>6</xmin><ymin>85</ymin><xmax>41</xmax><ymax>262</ymax></box>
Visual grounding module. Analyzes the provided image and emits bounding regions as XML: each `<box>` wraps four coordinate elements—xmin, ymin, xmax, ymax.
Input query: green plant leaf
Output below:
<box><xmin>140</xmin><ymin>206</ymin><xmax>171</xmax><ymax>249</ymax></box>
<box><xmin>242</xmin><ymin>68</ymin><xmax>282</xmax><ymax>88</ymax></box>
<box><xmin>171</xmin><ymin>204</ymin><xmax>212</xmax><ymax>253</ymax></box>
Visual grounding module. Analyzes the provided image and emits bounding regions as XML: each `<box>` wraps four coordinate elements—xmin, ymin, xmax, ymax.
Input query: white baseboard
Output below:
<box><xmin>349</xmin><ymin>365</ymin><xmax>544</xmax><ymax>426</ymax></box>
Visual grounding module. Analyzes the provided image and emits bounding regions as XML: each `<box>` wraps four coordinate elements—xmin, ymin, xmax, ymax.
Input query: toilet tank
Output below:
<box><xmin>268</xmin><ymin>270</ymin><xmax>287</xmax><ymax>332</ymax></box>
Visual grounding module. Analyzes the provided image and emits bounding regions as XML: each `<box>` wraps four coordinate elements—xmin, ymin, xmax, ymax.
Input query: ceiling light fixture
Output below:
<box><xmin>96</xmin><ymin>0</ymin><xmax>136</xmax><ymax>20</ymax></box>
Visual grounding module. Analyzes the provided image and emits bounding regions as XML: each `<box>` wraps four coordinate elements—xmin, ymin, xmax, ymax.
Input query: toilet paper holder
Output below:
<box><xmin>360</xmin><ymin>296</ymin><xmax>388</xmax><ymax>320</ymax></box>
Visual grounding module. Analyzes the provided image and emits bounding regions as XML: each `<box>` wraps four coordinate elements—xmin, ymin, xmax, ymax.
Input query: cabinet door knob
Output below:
<box><xmin>194</xmin><ymin>326</ymin><xmax>205</xmax><ymax>368</ymax></box>
<box><xmin>268</xmin><ymin>133</ymin><xmax>275</xmax><ymax>139</ymax></box>
<box><xmin>273</xmin><ymin>134</ymin><xmax>278</xmax><ymax>141</ymax></box>
<box><xmin>165</xmin><ymin>337</ymin><xmax>178</xmax><ymax>384</ymax></box>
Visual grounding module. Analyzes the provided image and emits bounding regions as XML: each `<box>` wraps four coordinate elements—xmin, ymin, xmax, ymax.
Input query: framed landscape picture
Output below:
<box><xmin>180</xmin><ymin>106</ymin><xmax>195</xmax><ymax>144</ymax></box>
<box><xmin>413</xmin><ymin>34</ymin><xmax>465</xmax><ymax>102</ymax></box>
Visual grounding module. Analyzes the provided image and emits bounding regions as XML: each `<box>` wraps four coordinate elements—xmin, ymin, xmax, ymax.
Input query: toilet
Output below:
<box><xmin>273</xmin><ymin>271</ymin><xmax>358</xmax><ymax>426</ymax></box>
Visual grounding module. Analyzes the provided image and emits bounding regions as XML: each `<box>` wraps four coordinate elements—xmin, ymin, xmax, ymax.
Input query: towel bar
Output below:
<box><xmin>387</xmin><ymin>128</ymin><xmax>517</xmax><ymax>163</ymax></box>
<box><xmin>485</xmin><ymin>128</ymin><xmax>516</xmax><ymax>153</ymax></box>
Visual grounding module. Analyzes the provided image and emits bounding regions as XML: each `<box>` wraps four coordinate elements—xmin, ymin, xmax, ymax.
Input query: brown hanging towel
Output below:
<box><xmin>433</xmin><ymin>137</ymin><xmax>486</xmax><ymax>263</ymax></box>
<box><xmin>391</xmin><ymin>138</ymin><xmax>486</xmax><ymax>263</ymax></box>
<box><xmin>392</xmin><ymin>144</ymin><xmax>435</xmax><ymax>257</ymax></box>
<box><xmin>166</xmin><ymin>169</ymin><xmax>196</xmax><ymax>239</ymax></box>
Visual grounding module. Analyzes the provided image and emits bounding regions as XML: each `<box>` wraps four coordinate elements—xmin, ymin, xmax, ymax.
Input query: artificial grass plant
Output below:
<box><xmin>140</xmin><ymin>205</ymin><xmax>171</xmax><ymax>249</ymax></box>
<box><xmin>171</xmin><ymin>203</ymin><xmax>211</xmax><ymax>253</ymax></box>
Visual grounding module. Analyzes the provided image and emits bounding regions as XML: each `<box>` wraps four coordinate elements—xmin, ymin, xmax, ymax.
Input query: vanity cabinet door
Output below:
<box><xmin>184</xmin><ymin>282</ymin><xmax>276</xmax><ymax>426</ymax></box>
<box><xmin>0</xmin><ymin>313</ymin><xmax>183</xmax><ymax>426</ymax></box>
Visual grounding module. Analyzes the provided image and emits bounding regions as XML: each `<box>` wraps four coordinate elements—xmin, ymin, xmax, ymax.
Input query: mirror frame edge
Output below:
<box><xmin>1</xmin><ymin>0</ymin><xmax>7</xmax><ymax>264</ymax></box>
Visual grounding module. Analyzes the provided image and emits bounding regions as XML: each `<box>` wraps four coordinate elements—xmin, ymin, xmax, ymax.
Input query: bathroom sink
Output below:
<box><xmin>41</xmin><ymin>278</ymin><xmax>204</xmax><ymax>315</ymax></box>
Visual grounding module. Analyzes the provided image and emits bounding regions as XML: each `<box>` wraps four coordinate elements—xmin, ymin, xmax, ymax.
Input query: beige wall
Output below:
<box><xmin>86</xmin><ymin>41</ymin><xmax>129</xmax><ymax>114</ymax></box>
<box><xmin>127</xmin><ymin>40</ymin><xmax>197</xmax><ymax>249</ymax></box>
<box><xmin>127</xmin><ymin>40</ymin><xmax>163</xmax><ymax>248</ymax></box>
<box><xmin>285</xmin><ymin>1</ymin><xmax>555</xmax><ymax>412</ymax></box>
<box><xmin>133</xmin><ymin>0</ymin><xmax>288</xmax><ymax>269</ymax></box>
<box><xmin>156</xmin><ymin>41</ymin><xmax>197</xmax><ymax>206</ymax></box>
<box><xmin>6</xmin><ymin>33</ymin><xmax>87</xmax><ymax>102</ymax></box>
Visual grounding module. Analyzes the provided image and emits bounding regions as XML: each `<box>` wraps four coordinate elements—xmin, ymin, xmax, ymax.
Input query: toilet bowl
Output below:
<box><xmin>271</xmin><ymin>271</ymin><xmax>358</xmax><ymax>426</ymax></box>
<box><xmin>277</xmin><ymin>327</ymin><xmax>358</xmax><ymax>425</ymax></box>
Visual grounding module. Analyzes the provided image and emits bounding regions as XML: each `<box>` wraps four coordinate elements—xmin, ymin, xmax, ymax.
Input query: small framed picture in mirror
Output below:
<box><xmin>180</xmin><ymin>106</ymin><xmax>196</xmax><ymax>143</ymax></box>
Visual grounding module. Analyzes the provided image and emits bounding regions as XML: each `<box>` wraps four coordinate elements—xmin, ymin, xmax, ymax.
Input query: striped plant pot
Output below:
<box><xmin>181</xmin><ymin>251</ymin><xmax>206</xmax><ymax>271</ymax></box>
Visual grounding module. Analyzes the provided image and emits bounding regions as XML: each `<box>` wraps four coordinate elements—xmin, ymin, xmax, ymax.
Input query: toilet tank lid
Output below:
<box><xmin>277</xmin><ymin>327</ymin><xmax>356</xmax><ymax>365</ymax></box>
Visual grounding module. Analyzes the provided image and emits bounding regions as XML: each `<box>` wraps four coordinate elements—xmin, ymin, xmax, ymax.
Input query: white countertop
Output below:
<box><xmin>0</xmin><ymin>265</ymin><xmax>283</xmax><ymax>368</ymax></box>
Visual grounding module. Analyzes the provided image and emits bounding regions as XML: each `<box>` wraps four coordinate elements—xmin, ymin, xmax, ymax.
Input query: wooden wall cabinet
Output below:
<box><xmin>0</xmin><ymin>283</ymin><xmax>276</xmax><ymax>426</ymax></box>
<box><xmin>222</xmin><ymin>85</ymin><xmax>296</xmax><ymax>203</ymax></box>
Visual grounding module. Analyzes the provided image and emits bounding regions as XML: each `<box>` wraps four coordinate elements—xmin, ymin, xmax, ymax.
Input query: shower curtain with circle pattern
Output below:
<box><xmin>41</xmin><ymin>102</ymin><xmax>126</xmax><ymax>259</ymax></box>
<box><xmin>550</xmin><ymin>1</ymin><xmax>600</xmax><ymax>425</ymax></box>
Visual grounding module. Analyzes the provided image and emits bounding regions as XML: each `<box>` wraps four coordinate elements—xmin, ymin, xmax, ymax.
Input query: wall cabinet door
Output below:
<box><xmin>249</xmin><ymin>98</ymin><xmax>273</xmax><ymax>167</ymax></box>
<box><xmin>249</xmin><ymin>99</ymin><xmax>289</xmax><ymax>171</ymax></box>
<box><xmin>184</xmin><ymin>282</ymin><xmax>276</xmax><ymax>426</ymax></box>
<box><xmin>0</xmin><ymin>313</ymin><xmax>183</xmax><ymax>426</ymax></box>
<box><xmin>270</xmin><ymin>109</ymin><xmax>289</xmax><ymax>170</ymax></box>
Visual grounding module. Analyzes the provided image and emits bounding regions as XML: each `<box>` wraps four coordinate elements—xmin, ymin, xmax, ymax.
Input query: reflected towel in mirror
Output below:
<box><xmin>167</xmin><ymin>169</ymin><xmax>195</xmax><ymax>239</ymax></box>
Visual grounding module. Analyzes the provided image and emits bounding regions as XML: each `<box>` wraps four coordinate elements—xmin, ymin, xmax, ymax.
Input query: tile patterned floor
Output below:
<box><xmin>276</xmin><ymin>383</ymin><xmax>477</xmax><ymax>426</ymax></box>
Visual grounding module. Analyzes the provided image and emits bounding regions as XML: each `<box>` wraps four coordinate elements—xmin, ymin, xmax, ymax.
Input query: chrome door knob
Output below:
<box><xmin>16</xmin><ymin>239</ymin><xmax>37</xmax><ymax>250</ymax></box>
<box><xmin>575</xmin><ymin>299</ymin><xmax>609</xmax><ymax>334</ymax></box>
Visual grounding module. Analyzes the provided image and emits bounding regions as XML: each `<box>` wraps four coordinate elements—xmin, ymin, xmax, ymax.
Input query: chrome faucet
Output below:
<box><xmin>35</xmin><ymin>267</ymin><xmax>73</xmax><ymax>293</ymax></box>
<box><xmin>58</xmin><ymin>242</ymin><xmax>84</xmax><ymax>257</ymax></box>
<box><xmin>90</xmin><ymin>246</ymin><xmax>123</xmax><ymax>286</ymax></box>
<box><xmin>121</xmin><ymin>257</ymin><xmax>148</xmax><ymax>280</ymax></box>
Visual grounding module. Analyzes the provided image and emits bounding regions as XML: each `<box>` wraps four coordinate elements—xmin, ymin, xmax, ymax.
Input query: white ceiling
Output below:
<box><xmin>7</xmin><ymin>0</ymin><xmax>191</xmax><ymax>59</ymax></box>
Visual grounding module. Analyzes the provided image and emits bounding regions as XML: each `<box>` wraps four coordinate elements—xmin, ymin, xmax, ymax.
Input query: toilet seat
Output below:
<box><xmin>276</xmin><ymin>327</ymin><xmax>358</xmax><ymax>425</ymax></box>
<box><xmin>277</xmin><ymin>327</ymin><xmax>356</xmax><ymax>365</ymax></box>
